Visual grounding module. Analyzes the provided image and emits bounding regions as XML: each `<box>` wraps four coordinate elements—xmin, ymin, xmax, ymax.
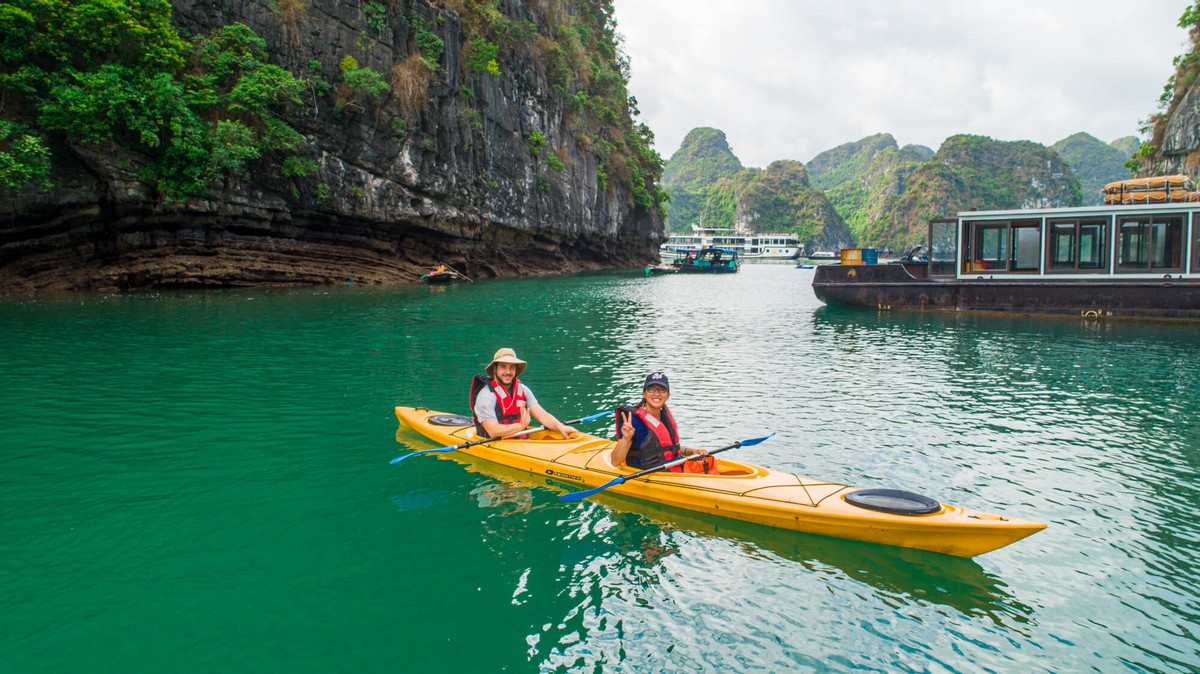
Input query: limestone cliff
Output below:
<box><xmin>0</xmin><ymin>0</ymin><xmax>664</xmax><ymax>292</ymax></box>
<box><xmin>659</xmin><ymin>127</ymin><xmax>743</xmax><ymax>231</ymax></box>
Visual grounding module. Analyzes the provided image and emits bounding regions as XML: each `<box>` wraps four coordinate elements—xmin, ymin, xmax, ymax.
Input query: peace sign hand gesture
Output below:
<box><xmin>619</xmin><ymin>410</ymin><xmax>635</xmax><ymax>438</ymax></box>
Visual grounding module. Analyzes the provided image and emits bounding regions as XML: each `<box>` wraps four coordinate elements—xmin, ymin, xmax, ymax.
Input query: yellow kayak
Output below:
<box><xmin>394</xmin><ymin>406</ymin><xmax>1046</xmax><ymax>557</ymax></box>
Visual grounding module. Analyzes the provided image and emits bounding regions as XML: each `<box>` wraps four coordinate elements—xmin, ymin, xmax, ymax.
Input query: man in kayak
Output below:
<box><xmin>470</xmin><ymin>347</ymin><xmax>578</xmax><ymax>439</ymax></box>
<box><xmin>611</xmin><ymin>373</ymin><xmax>714</xmax><ymax>472</ymax></box>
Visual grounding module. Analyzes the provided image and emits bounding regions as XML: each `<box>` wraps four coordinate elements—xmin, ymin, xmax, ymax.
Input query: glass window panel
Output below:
<box><xmin>1193</xmin><ymin>214</ymin><xmax>1200</xmax><ymax>272</ymax></box>
<box><xmin>1051</xmin><ymin>223</ymin><xmax>1075</xmax><ymax>267</ymax></box>
<box><xmin>929</xmin><ymin>219</ymin><xmax>956</xmax><ymax>276</ymax></box>
<box><xmin>1079</xmin><ymin>222</ymin><xmax>1105</xmax><ymax>269</ymax></box>
<box><xmin>1118</xmin><ymin>220</ymin><xmax>1144</xmax><ymax>268</ymax></box>
<box><xmin>1012</xmin><ymin>226</ymin><xmax>1041</xmax><ymax>270</ymax></box>
<box><xmin>1150</xmin><ymin>216</ymin><xmax>1183</xmax><ymax>269</ymax></box>
<box><xmin>974</xmin><ymin>224</ymin><xmax>1007</xmax><ymax>269</ymax></box>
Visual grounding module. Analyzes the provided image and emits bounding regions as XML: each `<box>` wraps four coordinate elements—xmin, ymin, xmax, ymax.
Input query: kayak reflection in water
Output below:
<box><xmin>611</xmin><ymin>373</ymin><xmax>715</xmax><ymax>473</ymax></box>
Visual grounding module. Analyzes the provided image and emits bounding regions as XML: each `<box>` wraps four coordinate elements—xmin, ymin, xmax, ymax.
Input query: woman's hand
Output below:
<box><xmin>620</xmin><ymin>410</ymin><xmax>635</xmax><ymax>438</ymax></box>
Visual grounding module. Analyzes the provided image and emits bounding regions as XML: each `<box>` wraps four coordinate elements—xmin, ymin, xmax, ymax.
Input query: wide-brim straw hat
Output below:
<box><xmin>486</xmin><ymin>347</ymin><xmax>527</xmax><ymax>377</ymax></box>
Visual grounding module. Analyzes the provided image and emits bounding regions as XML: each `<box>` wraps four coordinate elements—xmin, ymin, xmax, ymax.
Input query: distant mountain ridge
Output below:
<box><xmin>1052</xmin><ymin>132</ymin><xmax>1139</xmax><ymax>205</ymax></box>
<box><xmin>662</xmin><ymin>126</ymin><xmax>1130</xmax><ymax>251</ymax></box>
<box><xmin>661</xmin><ymin>128</ymin><xmax>853</xmax><ymax>250</ymax></box>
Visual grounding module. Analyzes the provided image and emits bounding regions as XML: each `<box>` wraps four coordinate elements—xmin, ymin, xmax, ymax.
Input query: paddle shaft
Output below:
<box><xmin>622</xmin><ymin>442</ymin><xmax>742</xmax><ymax>482</ymax></box>
<box><xmin>558</xmin><ymin>433</ymin><xmax>774</xmax><ymax>502</ymax></box>
<box><xmin>392</xmin><ymin>409</ymin><xmax>609</xmax><ymax>464</ymax></box>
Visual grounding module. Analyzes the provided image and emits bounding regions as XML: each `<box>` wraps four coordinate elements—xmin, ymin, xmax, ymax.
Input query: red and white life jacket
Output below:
<box><xmin>619</xmin><ymin>403</ymin><xmax>684</xmax><ymax>472</ymax></box>
<box><xmin>470</xmin><ymin>374</ymin><xmax>526</xmax><ymax>436</ymax></box>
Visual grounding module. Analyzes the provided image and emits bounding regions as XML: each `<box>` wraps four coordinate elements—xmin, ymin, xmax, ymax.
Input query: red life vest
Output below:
<box><xmin>623</xmin><ymin>403</ymin><xmax>684</xmax><ymax>472</ymax></box>
<box><xmin>469</xmin><ymin>374</ymin><xmax>526</xmax><ymax>437</ymax></box>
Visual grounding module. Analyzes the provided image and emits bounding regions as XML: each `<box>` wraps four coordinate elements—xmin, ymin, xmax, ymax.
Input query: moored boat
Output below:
<box><xmin>421</xmin><ymin>270</ymin><xmax>458</xmax><ymax>284</ymax></box>
<box><xmin>813</xmin><ymin>198</ymin><xmax>1200</xmax><ymax>321</ymax></box>
<box><xmin>394</xmin><ymin>406</ymin><xmax>1046</xmax><ymax>557</ymax></box>
<box><xmin>660</xmin><ymin>225</ymin><xmax>801</xmax><ymax>262</ymax></box>
<box><xmin>674</xmin><ymin>246</ymin><xmax>739</xmax><ymax>273</ymax></box>
<box><xmin>419</xmin><ymin>263</ymin><xmax>471</xmax><ymax>284</ymax></box>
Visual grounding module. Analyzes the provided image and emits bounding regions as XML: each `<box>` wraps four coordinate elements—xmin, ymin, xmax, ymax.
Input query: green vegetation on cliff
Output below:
<box><xmin>807</xmin><ymin>134</ymin><xmax>928</xmax><ymax>250</ymax></box>
<box><xmin>0</xmin><ymin>0</ymin><xmax>666</xmax><ymax>214</ymax></box>
<box><xmin>704</xmin><ymin>160</ymin><xmax>852</xmax><ymax>245</ymax></box>
<box><xmin>447</xmin><ymin>0</ymin><xmax>665</xmax><ymax>212</ymax></box>
<box><xmin>1051</xmin><ymin>132</ymin><xmax>1136</xmax><ymax>204</ymax></box>
<box><xmin>660</xmin><ymin>127</ymin><xmax>743</xmax><ymax>229</ymax></box>
<box><xmin>0</xmin><ymin>0</ymin><xmax>306</xmax><ymax>200</ymax></box>
<box><xmin>878</xmin><ymin>135</ymin><xmax>1082</xmax><ymax>247</ymax></box>
<box><xmin>806</xmin><ymin>133</ymin><xmax>899</xmax><ymax>191</ymax></box>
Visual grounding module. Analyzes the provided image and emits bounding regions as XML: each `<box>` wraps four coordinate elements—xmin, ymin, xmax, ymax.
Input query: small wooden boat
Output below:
<box><xmin>421</xmin><ymin>270</ymin><xmax>458</xmax><ymax>284</ymax></box>
<box><xmin>675</xmin><ymin>246</ymin><xmax>739</xmax><ymax>273</ymax></box>
<box><xmin>419</xmin><ymin>264</ymin><xmax>471</xmax><ymax>284</ymax></box>
<box><xmin>394</xmin><ymin>406</ymin><xmax>1046</xmax><ymax>557</ymax></box>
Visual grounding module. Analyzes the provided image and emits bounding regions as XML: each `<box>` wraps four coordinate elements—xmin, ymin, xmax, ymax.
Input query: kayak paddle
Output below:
<box><xmin>391</xmin><ymin>409</ymin><xmax>612</xmax><ymax>464</ymax></box>
<box><xmin>558</xmin><ymin>433</ymin><xmax>775</xmax><ymax>502</ymax></box>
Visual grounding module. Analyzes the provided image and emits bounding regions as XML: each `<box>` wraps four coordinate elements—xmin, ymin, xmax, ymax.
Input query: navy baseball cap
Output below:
<box><xmin>643</xmin><ymin>372</ymin><xmax>670</xmax><ymax>392</ymax></box>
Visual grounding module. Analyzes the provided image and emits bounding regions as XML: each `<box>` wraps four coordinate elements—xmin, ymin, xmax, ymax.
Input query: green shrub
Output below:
<box><xmin>0</xmin><ymin>4</ymin><xmax>308</xmax><ymax>200</ymax></box>
<box><xmin>0</xmin><ymin>119</ymin><xmax>50</xmax><ymax>189</ymax></box>
<box><xmin>527</xmin><ymin>130</ymin><xmax>546</xmax><ymax>156</ymax></box>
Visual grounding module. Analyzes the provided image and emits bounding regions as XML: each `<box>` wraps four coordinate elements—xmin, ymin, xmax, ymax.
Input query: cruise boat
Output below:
<box><xmin>807</xmin><ymin>250</ymin><xmax>839</xmax><ymax>260</ymax></box>
<box><xmin>812</xmin><ymin>182</ymin><xmax>1200</xmax><ymax>321</ymax></box>
<box><xmin>660</xmin><ymin>225</ymin><xmax>801</xmax><ymax>261</ymax></box>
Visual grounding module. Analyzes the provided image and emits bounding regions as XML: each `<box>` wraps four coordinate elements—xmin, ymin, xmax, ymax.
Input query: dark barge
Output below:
<box><xmin>812</xmin><ymin>200</ymin><xmax>1200</xmax><ymax>321</ymax></box>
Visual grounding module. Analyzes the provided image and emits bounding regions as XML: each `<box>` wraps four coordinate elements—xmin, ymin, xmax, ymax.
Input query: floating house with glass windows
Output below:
<box><xmin>812</xmin><ymin>199</ymin><xmax>1200</xmax><ymax>321</ymax></box>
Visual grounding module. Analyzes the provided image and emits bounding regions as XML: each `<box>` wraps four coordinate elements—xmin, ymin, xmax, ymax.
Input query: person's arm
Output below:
<box><xmin>480</xmin><ymin>407</ymin><xmax>531</xmax><ymax>437</ymax></box>
<box><xmin>528</xmin><ymin>403</ymin><xmax>575</xmax><ymax>437</ymax></box>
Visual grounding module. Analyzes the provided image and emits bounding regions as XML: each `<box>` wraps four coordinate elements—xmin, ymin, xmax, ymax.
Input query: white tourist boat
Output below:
<box><xmin>659</xmin><ymin>225</ymin><xmax>801</xmax><ymax>261</ymax></box>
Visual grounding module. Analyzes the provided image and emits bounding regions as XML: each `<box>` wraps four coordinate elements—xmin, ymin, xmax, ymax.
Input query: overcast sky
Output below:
<box><xmin>611</xmin><ymin>1</ymin><xmax>1191</xmax><ymax>168</ymax></box>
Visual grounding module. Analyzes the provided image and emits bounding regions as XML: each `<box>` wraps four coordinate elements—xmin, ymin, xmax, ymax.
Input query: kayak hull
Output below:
<box><xmin>394</xmin><ymin>407</ymin><xmax>1046</xmax><ymax>557</ymax></box>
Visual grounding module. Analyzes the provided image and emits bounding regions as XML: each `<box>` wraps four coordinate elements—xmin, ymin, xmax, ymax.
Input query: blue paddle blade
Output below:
<box><xmin>559</xmin><ymin>476</ymin><xmax>625</xmax><ymax>503</ymax></box>
<box><xmin>390</xmin><ymin>446</ymin><xmax>453</xmax><ymax>464</ymax></box>
<box><xmin>737</xmin><ymin>432</ymin><xmax>775</xmax><ymax>447</ymax></box>
<box><xmin>575</xmin><ymin>410</ymin><xmax>611</xmax><ymax>423</ymax></box>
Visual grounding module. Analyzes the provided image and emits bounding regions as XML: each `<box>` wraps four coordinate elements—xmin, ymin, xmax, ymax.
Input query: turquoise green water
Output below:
<box><xmin>2</xmin><ymin>266</ymin><xmax>1199</xmax><ymax>672</ymax></box>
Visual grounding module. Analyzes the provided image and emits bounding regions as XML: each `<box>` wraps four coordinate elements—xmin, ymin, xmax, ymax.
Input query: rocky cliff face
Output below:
<box><xmin>0</xmin><ymin>0</ymin><xmax>663</xmax><ymax>292</ymax></box>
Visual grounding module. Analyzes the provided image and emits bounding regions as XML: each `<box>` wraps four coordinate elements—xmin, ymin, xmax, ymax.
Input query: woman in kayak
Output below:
<box><xmin>612</xmin><ymin>372</ymin><xmax>714</xmax><ymax>472</ymax></box>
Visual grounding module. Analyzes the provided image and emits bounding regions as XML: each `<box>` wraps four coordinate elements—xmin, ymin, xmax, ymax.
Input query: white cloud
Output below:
<box><xmin>612</xmin><ymin>0</ymin><xmax>1188</xmax><ymax>167</ymax></box>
